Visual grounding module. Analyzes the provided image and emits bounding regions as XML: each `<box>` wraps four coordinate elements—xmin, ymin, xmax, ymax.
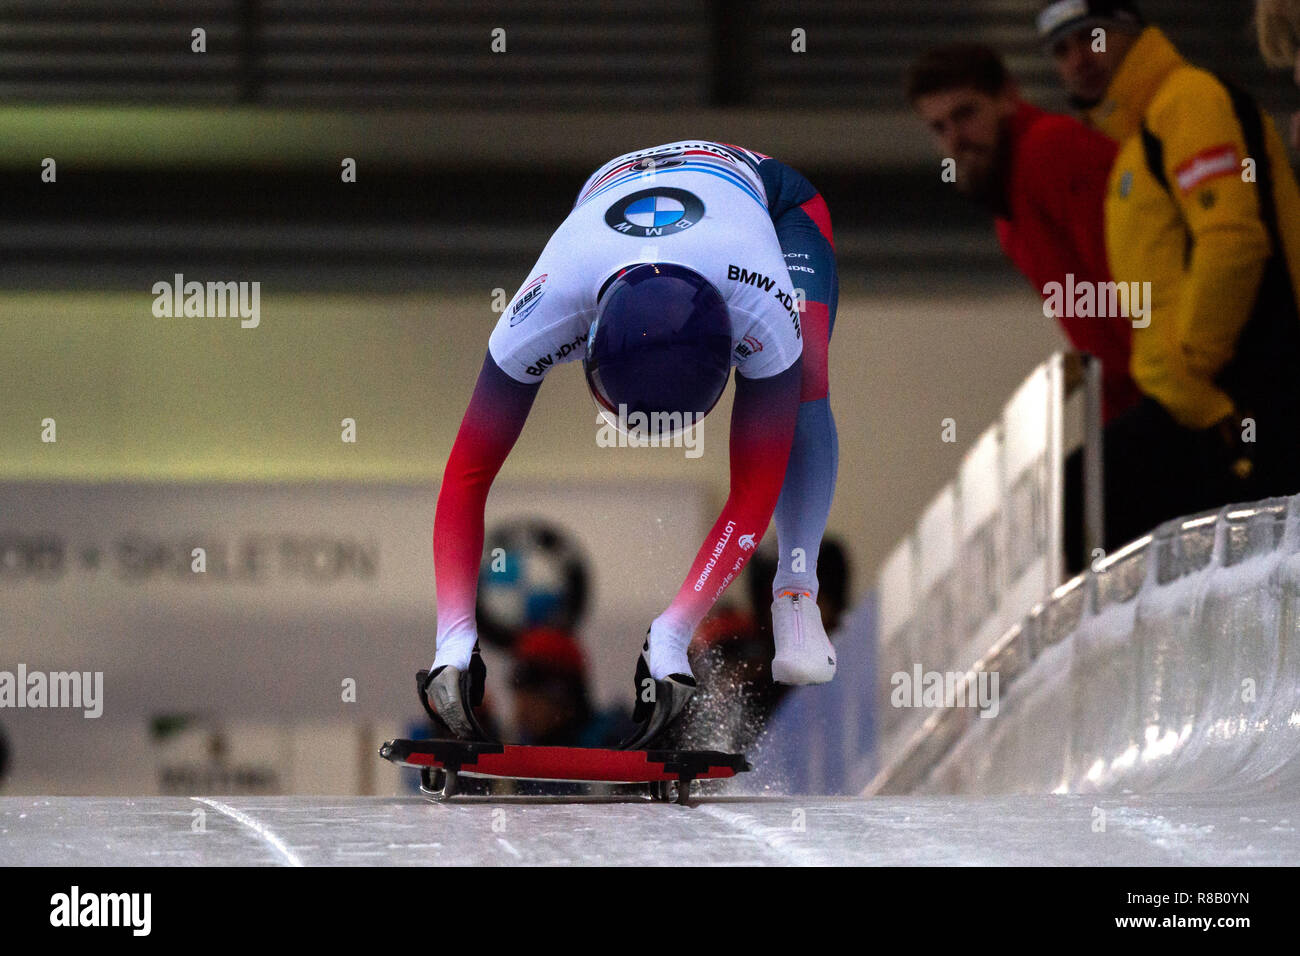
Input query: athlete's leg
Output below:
<box><xmin>765</xmin><ymin>179</ymin><xmax>839</xmax><ymax>601</ymax></box>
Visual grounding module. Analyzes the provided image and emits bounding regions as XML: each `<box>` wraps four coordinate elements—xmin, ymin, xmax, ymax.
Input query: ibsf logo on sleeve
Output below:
<box><xmin>509</xmin><ymin>274</ymin><xmax>548</xmax><ymax>327</ymax></box>
<box><xmin>605</xmin><ymin>188</ymin><xmax>705</xmax><ymax>238</ymax></box>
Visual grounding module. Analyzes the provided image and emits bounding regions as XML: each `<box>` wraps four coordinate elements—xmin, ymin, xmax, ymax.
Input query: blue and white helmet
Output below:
<box><xmin>583</xmin><ymin>262</ymin><xmax>732</xmax><ymax>432</ymax></box>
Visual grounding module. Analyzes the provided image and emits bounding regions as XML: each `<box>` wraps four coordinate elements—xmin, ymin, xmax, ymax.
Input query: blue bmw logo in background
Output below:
<box><xmin>605</xmin><ymin>187</ymin><xmax>704</xmax><ymax>237</ymax></box>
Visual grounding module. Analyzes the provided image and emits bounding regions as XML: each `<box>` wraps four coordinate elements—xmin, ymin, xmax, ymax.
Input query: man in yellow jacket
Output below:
<box><xmin>1039</xmin><ymin>0</ymin><xmax>1300</xmax><ymax>547</ymax></box>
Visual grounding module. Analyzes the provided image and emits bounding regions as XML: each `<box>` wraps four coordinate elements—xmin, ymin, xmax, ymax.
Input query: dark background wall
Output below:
<box><xmin>2</xmin><ymin>0</ymin><xmax>1292</xmax><ymax>291</ymax></box>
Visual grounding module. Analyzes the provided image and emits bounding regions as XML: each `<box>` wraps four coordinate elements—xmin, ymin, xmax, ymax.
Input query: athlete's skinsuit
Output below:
<box><xmin>431</xmin><ymin>141</ymin><xmax>838</xmax><ymax>676</ymax></box>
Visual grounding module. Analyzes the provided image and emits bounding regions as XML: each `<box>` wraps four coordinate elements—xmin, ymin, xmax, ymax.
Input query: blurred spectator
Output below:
<box><xmin>1256</xmin><ymin>0</ymin><xmax>1300</xmax><ymax>149</ymax></box>
<box><xmin>510</xmin><ymin>627</ymin><xmax>628</xmax><ymax>748</ymax></box>
<box><xmin>906</xmin><ymin>43</ymin><xmax>1140</xmax><ymax>424</ymax></box>
<box><xmin>1040</xmin><ymin>0</ymin><xmax>1300</xmax><ymax>551</ymax></box>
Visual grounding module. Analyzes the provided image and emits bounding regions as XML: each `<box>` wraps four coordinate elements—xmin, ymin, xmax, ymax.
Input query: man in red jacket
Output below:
<box><xmin>906</xmin><ymin>43</ymin><xmax>1141</xmax><ymax>423</ymax></box>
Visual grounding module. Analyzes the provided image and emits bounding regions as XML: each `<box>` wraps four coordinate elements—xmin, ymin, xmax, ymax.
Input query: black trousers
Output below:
<box><xmin>1065</xmin><ymin>397</ymin><xmax>1300</xmax><ymax>575</ymax></box>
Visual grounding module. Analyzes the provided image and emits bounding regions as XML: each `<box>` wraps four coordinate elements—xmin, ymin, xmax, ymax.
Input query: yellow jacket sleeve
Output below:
<box><xmin>1148</xmin><ymin>68</ymin><xmax>1271</xmax><ymax>397</ymax></box>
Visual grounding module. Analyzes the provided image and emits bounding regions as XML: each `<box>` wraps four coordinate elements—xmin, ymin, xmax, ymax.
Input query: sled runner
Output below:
<box><xmin>379</xmin><ymin>737</ymin><xmax>750</xmax><ymax>805</ymax></box>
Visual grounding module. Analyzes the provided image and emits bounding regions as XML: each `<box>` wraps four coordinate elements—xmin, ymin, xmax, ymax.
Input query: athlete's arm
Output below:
<box><xmin>649</xmin><ymin>358</ymin><xmax>803</xmax><ymax>650</ymax></box>
<box><xmin>432</xmin><ymin>351</ymin><xmax>541</xmax><ymax>666</ymax></box>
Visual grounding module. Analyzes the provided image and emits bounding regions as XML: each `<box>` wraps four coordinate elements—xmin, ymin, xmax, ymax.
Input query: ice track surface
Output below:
<box><xmin>3</xmin><ymin>790</ymin><xmax>1299</xmax><ymax>866</ymax></box>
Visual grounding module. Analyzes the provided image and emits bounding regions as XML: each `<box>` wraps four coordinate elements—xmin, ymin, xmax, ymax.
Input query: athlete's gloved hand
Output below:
<box><xmin>621</xmin><ymin>623</ymin><xmax>697</xmax><ymax>750</ymax></box>
<box><xmin>644</xmin><ymin>613</ymin><xmax>695</xmax><ymax>682</ymax></box>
